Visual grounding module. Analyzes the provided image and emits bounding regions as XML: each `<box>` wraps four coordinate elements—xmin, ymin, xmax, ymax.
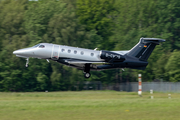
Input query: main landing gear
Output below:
<box><xmin>84</xmin><ymin>72</ymin><xmax>91</xmax><ymax>78</ymax></box>
<box><xmin>84</xmin><ymin>64</ymin><xmax>91</xmax><ymax>78</ymax></box>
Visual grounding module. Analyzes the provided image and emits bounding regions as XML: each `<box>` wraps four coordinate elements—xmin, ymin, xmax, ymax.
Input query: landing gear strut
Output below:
<box><xmin>25</xmin><ymin>58</ymin><xmax>29</xmax><ymax>67</ymax></box>
<box><xmin>84</xmin><ymin>64</ymin><xmax>91</xmax><ymax>78</ymax></box>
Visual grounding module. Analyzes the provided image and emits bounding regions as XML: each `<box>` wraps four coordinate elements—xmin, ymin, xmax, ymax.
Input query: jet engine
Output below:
<box><xmin>100</xmin><ymin>50</ymin><xmax>125</xmax><ymax>62</ymax></box>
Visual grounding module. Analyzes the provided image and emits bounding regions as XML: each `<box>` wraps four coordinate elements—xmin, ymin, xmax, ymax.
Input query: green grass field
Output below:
<box><xmin>0</xmin><ymin>91</ymin><xmax>180</xmax><ymax>120</ymax></box>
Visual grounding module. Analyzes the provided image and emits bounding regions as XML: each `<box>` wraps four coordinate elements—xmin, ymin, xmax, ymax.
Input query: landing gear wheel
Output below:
<box><xmin>25</xmin><ymin>64</ymin><xmax>29</xmax><ymax>68</ymax></box>
<box><xmin>84</xmin><ymin>73</ymin><xmax>91</xmax><ymax>78</ymax></box>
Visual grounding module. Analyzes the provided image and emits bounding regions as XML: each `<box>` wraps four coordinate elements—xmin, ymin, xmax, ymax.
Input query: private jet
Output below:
<box><xmin>13</xmin><ymin>38</ymin><xmax>165</xmax><ymax>78</ymax></box>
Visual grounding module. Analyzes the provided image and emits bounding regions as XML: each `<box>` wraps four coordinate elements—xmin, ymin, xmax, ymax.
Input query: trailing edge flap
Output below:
<box><xmin>65</xmin><ymin>59</ymin><xmax>105</xmax><ymax>64</ymax></box>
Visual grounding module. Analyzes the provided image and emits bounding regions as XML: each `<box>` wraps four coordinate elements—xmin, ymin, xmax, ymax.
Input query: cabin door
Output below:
<box><xmin>51</xmin><ymin>45</ymin><xmax>60</xmax><ymax>60</ymax></box>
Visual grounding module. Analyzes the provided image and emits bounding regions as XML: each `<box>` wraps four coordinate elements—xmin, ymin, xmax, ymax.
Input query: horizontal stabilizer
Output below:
<box><xmin>141</xmin><ymin>38</ymin><xmax>165</xmax><ymax>45</ymax></box>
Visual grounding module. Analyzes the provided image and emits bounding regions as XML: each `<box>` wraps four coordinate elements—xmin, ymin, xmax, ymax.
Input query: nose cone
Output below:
<box><xmin>13</xmin><ymin>49</ymin><xmax>25</xmax><ymax>55</ymax></box>
<box><xmin>13</xmin><ymin>50</ymin><xmax>20</xmax><ymax>55</ymax></box>
<box><xmin>13</xmin><ymin>48</ymin><xmax>34</xmax><ymax>57</ymax></box>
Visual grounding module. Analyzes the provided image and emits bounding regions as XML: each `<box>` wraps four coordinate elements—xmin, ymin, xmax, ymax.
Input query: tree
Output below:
<box><xmin>0</xmin><ymin>0</ymin><xmax>28</xmax><ymax>91</ymax></box>
<box><xmin>76</xmin><ymin>0</ymin><xmax>116</xmax><ymax>50</ymax></box>
<box><xmin>165</xmin><ymin>50</ymin><xmax>180</xmax><ymax>82</ymax></box>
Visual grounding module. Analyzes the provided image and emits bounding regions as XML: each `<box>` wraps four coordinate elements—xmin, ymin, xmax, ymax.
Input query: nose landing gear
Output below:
<box><xmin>84</xmin><ymin>64</ymin><xmax>91</xmax><ymax>78</ymax></box>
<box><xmin>25</xmin><ymin>58</ymin><xmax>29</xmax><ymax>67</ymax></box>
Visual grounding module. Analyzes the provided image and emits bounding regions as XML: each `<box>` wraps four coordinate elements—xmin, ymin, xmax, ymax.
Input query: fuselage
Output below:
<box><xmin>13</xmin><ymin>43</ymin><xmax>106</xmax><ymax>62</ymax></box>
<box><xmin>13</xmin><ymin>43</ymin><xmax>148</xmax><ymax>70</ymax></box>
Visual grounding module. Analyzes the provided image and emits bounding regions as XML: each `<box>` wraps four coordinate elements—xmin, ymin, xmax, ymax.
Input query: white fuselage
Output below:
<box><xmin>13</xmin><ymin>43</ymin><xmax>107</xmax><ymax>62</ymax></box>
<box><xmin>55</xmin><ymin>45</ymin><xmax>103</xmax><ymax>61</ymax></box>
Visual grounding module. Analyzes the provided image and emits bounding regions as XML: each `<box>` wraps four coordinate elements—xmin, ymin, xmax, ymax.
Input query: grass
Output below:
<box><xmin>0</xmin><ymin>91</ymin><xmax>180</xmax><ymax>120</ymax></box>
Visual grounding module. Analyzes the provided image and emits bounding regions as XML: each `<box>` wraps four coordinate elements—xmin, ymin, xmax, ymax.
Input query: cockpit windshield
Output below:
<box><xmin>39</xmin><ymin>45</ymin><xmax>45</xmax><ymax>48</ymax></box>
<box><xmin>33</xmin><ymin>44</ymin><xmax>40</xmax><ymax>48</ymax></box>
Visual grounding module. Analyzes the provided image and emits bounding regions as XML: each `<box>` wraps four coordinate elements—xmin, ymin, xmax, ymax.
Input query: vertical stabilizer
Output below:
<box><xmin>127</xmin><ymin>38</ymin><xmax>165</xmax><ymax>61</ymax></box>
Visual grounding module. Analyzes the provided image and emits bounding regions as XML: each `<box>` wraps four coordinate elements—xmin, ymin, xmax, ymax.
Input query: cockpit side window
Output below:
<box><xmin>33</xmin><ymin>44</ymin><xmax>40</xmax><ymax>48</ymax></box>
<box><xmin>39</xmin><ymin>45</ymin><xmax>45</xmax><ymax>48</ymax></box>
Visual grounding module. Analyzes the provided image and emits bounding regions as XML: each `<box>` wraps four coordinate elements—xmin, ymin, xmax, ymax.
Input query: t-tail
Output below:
<box><xmin>127</xmin><ymin>38</ymin><xmax>165</xmax><ymax>61</ymax></box>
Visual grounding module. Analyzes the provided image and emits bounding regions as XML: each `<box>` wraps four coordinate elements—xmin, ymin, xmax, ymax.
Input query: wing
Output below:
<box><xmin>64</xmin><ymin>59</ymin><xmax>105</xmax><ymax>64</ymax></box>
<box><xmin>57</xmin><ymin>58</ymin><xmax>106</xmax><ymax>71</ymax></box>
<box><xmin>111</xmin><ymin>50</ymin><xmax>129</xmax><ymax>55</ymax></box>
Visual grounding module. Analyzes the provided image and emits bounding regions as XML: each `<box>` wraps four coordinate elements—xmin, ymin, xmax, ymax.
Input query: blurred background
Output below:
<box><xmin>0</xmin><ymin>0</ymin><xmax>179</xmax><ymax>92</ymax></box>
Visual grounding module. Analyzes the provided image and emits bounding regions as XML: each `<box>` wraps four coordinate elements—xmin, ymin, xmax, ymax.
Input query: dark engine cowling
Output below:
<box><xmin>100</xmin><ymin>50</ymin><xmax>125</xmax><ymax>62</ymax></box>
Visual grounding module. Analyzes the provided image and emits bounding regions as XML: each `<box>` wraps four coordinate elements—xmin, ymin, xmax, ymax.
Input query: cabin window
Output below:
<box><xmin>81</xmin><ymin>51</ymin><xmax>84</xmax><ymax>55</ymax></box>
<box><xmin>68</xmin><ymin>49</ymin><xmax>71</xmax><ymax>53</ymax></box>
<box><xmin>39</xmin><ymin>45</ymin><xmax>45</xmax><ymax>48</ymax></box>
<box><xmin>74</xmin><ymin>50</ymin><xmax>77</xmax><ymax>54</ymax></box>
<box><xmin>91</xmin><ymin>53</ymin><xmax>94</xmax><ymax>56</ymax></box>
<box><xmin>61</xmin><ymin>49</ymin><xmax>65</xmax><ymax>52</ymax></box>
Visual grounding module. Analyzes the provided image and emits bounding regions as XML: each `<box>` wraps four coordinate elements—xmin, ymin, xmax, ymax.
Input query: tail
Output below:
<box><xmin>127</xmin><ymin>38</ymin><xmax>165</xmax><ymax>61</ymax></box>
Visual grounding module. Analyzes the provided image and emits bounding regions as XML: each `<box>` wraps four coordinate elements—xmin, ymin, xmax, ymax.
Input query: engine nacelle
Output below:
<box><xmin>100</xmin><ymin>50</ymin><xmax>125</xmax><ymax>62</ymax></box>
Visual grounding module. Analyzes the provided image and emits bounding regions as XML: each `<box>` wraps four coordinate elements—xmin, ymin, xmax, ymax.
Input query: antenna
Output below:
<box><xmin>94</xmin><ymin>48</ymin><xmax>98</xmax><ymax>50</ymax></box>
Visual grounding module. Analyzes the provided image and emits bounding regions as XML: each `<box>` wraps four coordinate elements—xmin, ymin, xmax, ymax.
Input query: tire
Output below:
<box><xmin>25</xmin><ymin>64</ymin><xmax>29</xmax><ymax>68</ymax></box>
<box><xmin>84</xmin><ymin>73</ymin><xmax>91</xmax><ymax>78</ymax></box>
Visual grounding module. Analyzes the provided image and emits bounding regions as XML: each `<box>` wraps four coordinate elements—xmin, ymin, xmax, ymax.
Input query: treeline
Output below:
<box><xmin>0</xmin><ymin>0</ymin><xmax>180</xmax><ymax>91</ymax></box>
